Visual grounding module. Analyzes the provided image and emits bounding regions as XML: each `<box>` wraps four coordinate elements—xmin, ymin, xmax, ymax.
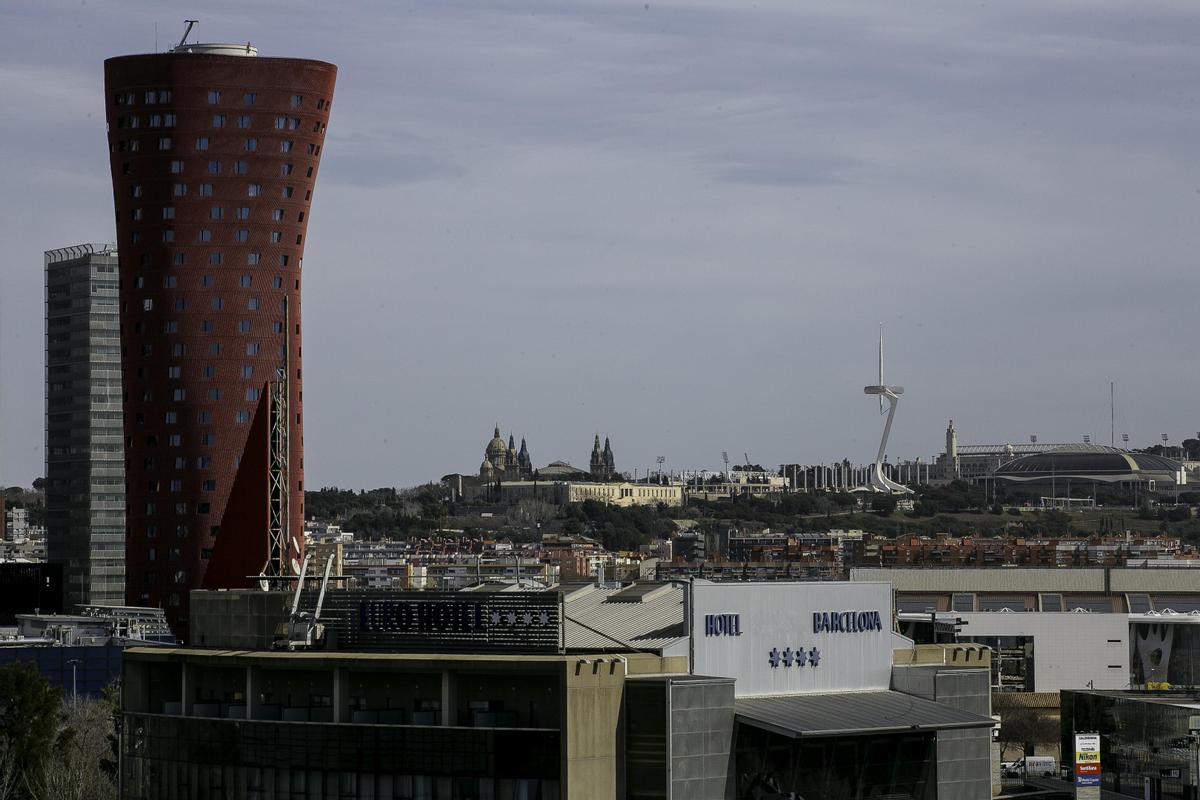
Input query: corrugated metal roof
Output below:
<box><xmin>563</xmin><ymin>583</ymin><xmax>686</xmax><ymax>652</ymax></box>
<box><xmin>735</xmin><ymin>690</ymin><xmax>994</xmax><ymax>738</ymax></box>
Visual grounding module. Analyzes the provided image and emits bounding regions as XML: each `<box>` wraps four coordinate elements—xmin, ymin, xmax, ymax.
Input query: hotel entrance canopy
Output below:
<box><xmin>735</xmin><ymin>690</ymin><xmax>994</xmax><ymax>738</ymax></box>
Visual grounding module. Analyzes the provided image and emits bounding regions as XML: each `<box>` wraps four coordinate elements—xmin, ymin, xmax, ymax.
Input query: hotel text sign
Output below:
<box><xmin>704</xmin><ymin>613</ymin><xmax>742</xmax><ymax>636</ymax></box>
<box><xmin>813</xmin><ymin>610</ymin><xmax>883</xmax><ymax>634</ymax></box>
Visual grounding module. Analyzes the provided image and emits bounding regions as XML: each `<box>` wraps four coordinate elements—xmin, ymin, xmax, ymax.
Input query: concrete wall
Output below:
<box><xmin>851</xmin><ymin>567</ymin><xmax>1107</xmax><ymax>593</ymax></box>
<box><xmin>853</xmin><ymin>566</ymin><xmax>1200</xmax><ymax>595</ymax></box>
<box><xmin>189</xmin><ymin>589</ymin><xmax>291</xmax><ymax>649</ymax></box>
<box><xmin>692</xmin><ymin>581</ymin><xmax>908</xmax><ymax>696</ymax></box>
<box><xmin>562</xmin><ymin>655</ymin><xmax>629</xmax><ymax>800</ymax></box>
<box><xmin>955</xmin><ymin>612</ymin><xmax>1129</xmax><ymax>692</ymax></box>
<box><xmin>667</xmin><ymin>678</ymin><xmax>734</xmax><ymax>800</ymax></box>
<box><xmin>890</xmin><ymin>664</ymin><xmax>993</xmax><ymax>800</ymax></box>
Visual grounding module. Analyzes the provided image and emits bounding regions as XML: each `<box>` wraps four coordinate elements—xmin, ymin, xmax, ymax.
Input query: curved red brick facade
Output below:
<box><xmin>104</xmin><ymin>51</ymin><xmax>336</xmax><ymax>635</ymax></box>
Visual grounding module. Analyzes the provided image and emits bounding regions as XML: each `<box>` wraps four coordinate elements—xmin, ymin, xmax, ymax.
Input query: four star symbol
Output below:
<box><xmin>766</xmin><ymin>647</ymin><xmax>820</xmax><ymax>668</ymax></box>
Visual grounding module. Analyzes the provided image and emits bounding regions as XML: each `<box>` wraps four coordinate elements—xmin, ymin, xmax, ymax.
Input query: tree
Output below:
<box><xmin>0</xmin><ymin>662</ymin><xmax>62</xmax><ymax>799</ymax></box>
<box><xmin>994</xmin><ymin>702</ymin><xmax>1059</xmax><ymax>762</ymax></box>
<box><xmin>35</xmin><ymin>695</ymin><xmax>118</xmax><ymax>800</ymax></box>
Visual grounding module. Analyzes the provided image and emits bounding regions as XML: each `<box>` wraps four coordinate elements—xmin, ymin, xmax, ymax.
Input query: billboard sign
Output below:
<box><xmin>691</xmin><ymin>581</ymin><xmax>906</xmax><ymax>696</ymax></box>
<box><xmin>1074</xmin><ymin>733</ymin><xmax>1101</xmax><ymax>790</ymax></box>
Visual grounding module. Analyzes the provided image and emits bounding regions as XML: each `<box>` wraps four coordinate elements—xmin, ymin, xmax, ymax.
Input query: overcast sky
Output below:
<box><xmin>3</xmin><ymin>0</ymin><xmax>1200</xmax><ymax>489</ymax></box>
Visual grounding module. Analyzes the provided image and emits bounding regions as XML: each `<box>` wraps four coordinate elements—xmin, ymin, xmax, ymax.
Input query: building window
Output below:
<box><xmin>199</xmin><ymin>183</ymin><xmax>213</xmax><ymax>197</ymax></box>
<box><xmin>198</xmin><ymin>229</ymin><xmax>212</xmax><ymax>242</ymax></box>
<box><xmin>172</xmin><ymin>183</ymin><xmax>187</xmax><ymax>196</ymax></box>
<box><xmin>272</xmin><ymin>209</ymin><xmax>284</xmax><ymax>221</ymax></box>
<box><xmin>289</xmin><ymin>117</ymin><xmax>301</xmax><ymax>130</ymax></box>
<box><xmin>248</xmin><ymin>184</ymin><xmax>261</xmax><ymax>197</ymax></box>
<box><xmin>237</xmin><ymin>114</ymin><xmax>251</xmax><ymax>128</ymax></box>
<box><xmin>174</xmin><ymin>252</ymin><xmax>185</xmax><ymax>265</ymax></box>
<box><xmin>270</xmin><ymin>232</ymin><xmax>282</xmax><ymax>243</ymax></box>
<box><xmin>246</xmin><ymin>342</ymin><xmax>259</xmax><ymax>355</ymax></box>
<box><xmin>200</xmin><ymin>434</ymin><xmax>215</xmax><ymax>447</ymax></box>
<box><xmin>233</xmin><ymin>160</ymin><xmax>247</xmax><ymax>175</ymax></box>
<box><xmin>282</xmin><ymin>186</ymin><xmax>294</xmax><ymax>198</ymax></box>
<box><xmin>173</xmin><ymin>298</ymin><xmax>185</xmax><ymax>310</ymax></box>
<box><xmin>209</xmin><ymin>206</ymin><xmax>224</xmax><ymax>220</ymax></box>
<box><xmin>291</xmin><ymin>94</ymin><xmax>303</xmax><ymax>108</ymax></box>
<box><xmin>212</xmin><ymin>114</ymin><xmax>226</xmax><ymax>128</ymax></box>
<box><xmin>233</xmin><ymin>229</ymin><xmax>248</xmax><ymax>242</ymax></box>
<box><xmin>163</xmin><ymin>275</ymin><xmax>177</xmax><ymax>288</ymax></box>
<box><xmin>131</xmin><ymin>208</ymin><xmax>144</xmax><ymax>221</ymax></box>
<box><xmin>235</xmin><ymin>411</ymin><xmax>250</xmax><ymax>424</ymax></box>
<box><xmin>238</xmin><ymin>320</ymin><xmax>251</xmax><ymax>333</ymax></box>
<box><xmin>161</xmin><ymin>206</ymin><xmax>175</xmax><ymax>220</ymax></box>
<box><xmin>207</xmin><ymin>90</ymin><xmax>221</xmax><ymax>104</ymax></box>
<box><xmin>272</xmin><ymin>277</ymin><xmax>283</xmax><ymax>289</ymax></box>
<box><xmin>235</xmin><ymin>207</ymin><xmax>250</xmax><ymax>220</ymax></box>
<box><xmin>201</xmin><ymin>364</ymin><xmax>214</xmax><ymax>376</ymax></box>
<box><xmin>280</xmin><ymin>140</ymin><xmax>293</xmax><ymax>153</ymax></box>
<box><xmin>158</xmin><ymin>137</ymin><xmax>172</xmax><ymax>150</ymax></box>
<box><xmin>241</xmin><ymin>366</ymin><xmax>253</xmax><ymax>378</ymax></box>
<box><xmin>169</xmin><ymin>159</ymin><xmax>184</xmax><ymax>173</ymax></box>
<box><xmin>161</xmin><ymin>229</ymin><xmax>175</xmax><ymax>243</ymax></box>
<box><xmin>198</xmin><ymin>456</ymin><xmax>212</xmax><ymax>467</ymax></box>
<box><xmin>207</xmin><ymin>343</ymin><xmax>221</xmax><ymax>356</ymax></box>
<box><xmin>165</xmin><ymin>411</ymin><xmax>178</xmax><ymax>424</ymax></box>
<box><xmin>167</xmin><ymin>366</ymin><xmax>181</xmax><ymax>378</ymax></box>
<box><xmin>281</xmin><ymin>163</ymin><xmax>293</xmax><ymax>176</ymax></box>
<box><xmin>163</xmin><ymin>321</ymin><xmax>177</xmax><ymax>333</ymax></box>
<box><xmin>244</xmin><ymin>138</ymin><xmax>258</xmax><ymax>151</ymax></box>
<box><xmin>209</xmin><ymin>252</ymin><xmax>223</xmax><ymax>265</ymax></box>
<box><xmin>279</xmin><ymin>255</ymin><xmax>289</xmax><ymax>267</ymax></box>
<box><xmin>208</xmin><ymin>160</ymin><xmax>221</xmax><ymax>174</ymax></box>
<box><xmin>131</xmin><ymin>184</ymin><xmax>142</xmax><ymax>198</ymax></box>
<box><xmin>247</xmin><ymin>298</ymin><xmax>259</xmax><ymax>310</ymax></box>
<box><xmin>200</xmin><ymin>275</ymin><xmax>213</xmax><ymax>288</ymax></box>
<box><xmin>203</xmin><ymin>480</ymin><xmax>217</xmax><ymax>491</ymax></box>
<box><xmin>245</xmin><ymin>388</ymin><xmax>260</xmax><ymax>401</ymax></box>
<box><xmin>243</xmin><ymin>92</ymin><xmax>257</xmax><ymax>105</ymax></box>
<box><xmin>207</xmin><ymin>389</ymin><xmax>221</xmax><ymax>401</ymax></box>
<box><xmin>246</xmin><ymin>252</ymin><xmax>260</xmax><ymax>265</ymax></box>
<box><xmin>195</xmin><ymin>137</ymin><xmax>209</xmax><ymax>150</ymax></box>
<box><xmin>200</xmin><ymin>320</ymin><xmax>214</xmax><ymax>332</ymax></box>
<box><xmin>211</xmin><ymin>297</ymin><xmax>224</xmax><ymax>310</ymax></box>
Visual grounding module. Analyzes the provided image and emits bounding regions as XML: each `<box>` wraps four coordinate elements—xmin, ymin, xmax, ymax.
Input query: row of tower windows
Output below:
<box><xmin>134</xmin><ymin>296</ymin><xmax>287</xmax><ymax>313</ymax></box>
<box><xmin>117</xmin><ymin>90</ymin><xmax>328</xmax><ymax>113</ymax></box>
<box><xmin>133</xmin><ymin>252</ymin><xmax>293</xmax><ymax>268</ymax></box>
<box><xmin>130</xmin><ymin>320</ymin><xmax>295</xmax><ymax>336</ymax></box>
<box><xmin>115</xmin><ymin>138</ymin><xmax>320</xmax><ymax>157</ymax></box>
<box><xmin>130</xmin><ymin>228</ymin><xmax>300</xmax><ymax>246</ymax></box>
<box><xmin>136</xmin><ymin>407</ymin><xmax>259</xmax><ymax>425</ymax></box>
<box><xmin>129</xmin><ymin>183</ymin><xmax>312</xmax><ymax>202</ymax></box>
<box><xmin>136</xmin><ymin>275</ymin><xmax>290</xmax><ymax>289</ymax></box>
<box><xmin>129</xmin><ymin>207</ymin><xmax>301</xmax><ymax>223</ymax></box>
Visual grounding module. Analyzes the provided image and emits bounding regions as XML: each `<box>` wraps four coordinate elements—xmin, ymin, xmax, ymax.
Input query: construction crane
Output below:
<box><xmin>275</xmin><ymin>553</ymin><xmax>335</xmax><ymax>650</ymax></box>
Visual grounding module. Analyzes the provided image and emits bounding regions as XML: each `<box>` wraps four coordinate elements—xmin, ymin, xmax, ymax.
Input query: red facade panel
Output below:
<box><xmin>104</xmin><ymin>51</ymin><xmax>336</xmax><ymax>636</ymax></box>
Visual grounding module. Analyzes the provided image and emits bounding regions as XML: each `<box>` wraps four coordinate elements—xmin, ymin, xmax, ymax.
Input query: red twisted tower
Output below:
<box><xmin>105</xmin><ymin>42</ymin><xmax>336</xmax><ymax>636</ymax></box>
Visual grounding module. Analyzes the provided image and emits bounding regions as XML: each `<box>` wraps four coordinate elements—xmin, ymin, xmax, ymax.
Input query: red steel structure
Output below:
<box><xmin>104</xmin><ymin>44</ymin><xmax>336</xmax><ymax>636</ymax></box>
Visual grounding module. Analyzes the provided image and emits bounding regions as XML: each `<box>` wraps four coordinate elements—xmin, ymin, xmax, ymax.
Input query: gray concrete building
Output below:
<box><xmin>45</xmin><ymin>243</ymin><xmax>125</xmax><ymax>608</ymax></box>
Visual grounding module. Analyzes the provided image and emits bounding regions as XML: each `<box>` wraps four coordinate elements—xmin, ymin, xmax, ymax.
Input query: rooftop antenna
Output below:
<box><xmin>877</xmin><ymin>324</ymin><xmax>885</xmax><ymax>415</ymax></box>
<box><xmin>178</xmin><ymin>20</ymin><xmax>198</xmax><ymax>49</ymax></box>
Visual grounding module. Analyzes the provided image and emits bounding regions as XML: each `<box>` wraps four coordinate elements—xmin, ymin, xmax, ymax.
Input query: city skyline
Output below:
<box><xmin>5</xmin><ymin>1</ymin><xmax>1200</xmax><ymax>489</ymax></box>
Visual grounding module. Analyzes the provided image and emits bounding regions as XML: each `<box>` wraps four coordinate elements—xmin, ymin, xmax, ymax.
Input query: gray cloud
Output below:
<box><xmin>4</xmin><ymin>0</ymin><xmax>1200</xmax><ymax>488</ymax></box>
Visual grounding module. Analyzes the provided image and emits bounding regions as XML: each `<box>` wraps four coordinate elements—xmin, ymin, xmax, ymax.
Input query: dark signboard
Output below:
<box><xmin>0</xmin><ymin>563</ymin><xmax>62</xmax><ymax>623</ymax></box>
<box><xmin>308</xmin><ymin>590</ymin><xmax>563</xmax><ymax>654</ymax></box>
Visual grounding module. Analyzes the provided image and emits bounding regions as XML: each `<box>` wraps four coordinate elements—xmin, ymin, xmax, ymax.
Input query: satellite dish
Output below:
<box><xmin>291</xmin><ymin>535</ymin><xmax>300</xmax><ymax>554</ymax></box>
<box><xmin>258</xmin><ymin>577</ymin><xmax>270</xmax><ymax>592</ymax></box>
<box><xmin>290</xmin><ymin>557</ymin><xmax>302</xmax><ymax>576</ymax></box>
